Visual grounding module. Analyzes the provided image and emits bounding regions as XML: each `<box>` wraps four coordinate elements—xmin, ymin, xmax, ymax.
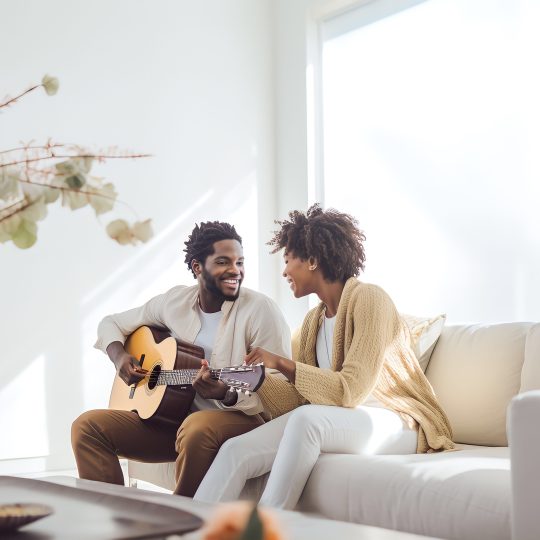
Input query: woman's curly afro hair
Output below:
<box><xmin>268</xmin><ymin>204</ymin><xmax>366</xmax><ymax>282</ymax></box>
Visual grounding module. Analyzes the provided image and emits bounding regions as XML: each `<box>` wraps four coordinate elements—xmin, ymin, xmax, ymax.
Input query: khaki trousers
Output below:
<box><xmin>71</xmin><ymin>408</ymin><xmax>264</xmax><ymax>497</ymax></box>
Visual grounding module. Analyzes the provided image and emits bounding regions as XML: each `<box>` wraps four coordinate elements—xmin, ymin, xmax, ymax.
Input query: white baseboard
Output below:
<box><xmin>0</xmin><ymin>458</ymin><xmax>128</xmax><ymax>480</ymax></box>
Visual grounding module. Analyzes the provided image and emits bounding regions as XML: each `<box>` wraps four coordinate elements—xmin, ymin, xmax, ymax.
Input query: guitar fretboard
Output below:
<box><xmin>154</xmin><ymin>369</ymin><xmax>221</xmax><ymax>386</ymax></box>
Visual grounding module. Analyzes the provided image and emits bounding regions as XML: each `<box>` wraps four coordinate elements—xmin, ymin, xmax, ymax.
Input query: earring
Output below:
<box><xmin>309</xmin><ymin>265</ymin><xmax>317</xmax><ymax>271</ymax></box>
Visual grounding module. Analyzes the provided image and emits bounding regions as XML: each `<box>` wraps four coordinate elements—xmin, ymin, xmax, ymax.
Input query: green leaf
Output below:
<box><xmin>62</xmin><ymin>189</ymin><xmax>88</xmax><ymax>210</ymax></box>
<box><xmin>238</xmin><ymin>505</ymin><xmax>264</xmax><ymax>540</ymax></box>
<box><xmin>0</xmin><ymin>224</ymin><xmax>13</xmax><ymax>243</ymax></box>
<box><xmin>42</xmin><ymin>186</ymin><xmax>60</xmax><ymax>204</ymax></box>
<box><xmin>55</xmin><ymin>160</ymin><xmax>76</xmax><ymax>175</ymax></box>
<box><xmin>54</xmin><ymin>159</ymin><xmax>79</xmax><ymax>176</ymax></box>
<box><xmin>132</xmin><ymin>219</ymin><xmax>153</xmax><ymax>243</ymax></box>
<box><xmin>1</xmin><ymin>213</ymin><xmax>21</xmax><ymax>234</ymax></box>
<box><xmin>56</xmin><ymin>158</ymin><xmax>93</xmax><ymax>179</ymax></box>
<box><xmin>73</xmin><ymin>156</ymin><xmax>93</xmax><ymax>174</ymax></box>
<box><xmin>106</xmin><ymin>219</ymin><xmax>133</xmax><ymax>245</ymax></box>
<box><xmin>89</xmin><ymin>182</ymin><xmax>116</xmax><ymax>215</ymax></box>
<box><xmin>20</xmin><ymin>197</ymin><xmax>48</xmax><ymax>222</ymax></box>
<box><xmin>12</xmin><ymin>219</ymin><xmax>37</xmax><ymax>249</ymax></box>
<box><xmin>0</xmin><ymin>167</ymin><xmax>20</xmax><ymax>200</ymax></box>
<box><xmin>42</xmin><ymin>74</ymin><xmax>59</xmax><ymax>96</ymax></box>
<box><xmin>66</xmin><ymin>174</ymin><xmax>86</xmax><ymax>189</ymax></box>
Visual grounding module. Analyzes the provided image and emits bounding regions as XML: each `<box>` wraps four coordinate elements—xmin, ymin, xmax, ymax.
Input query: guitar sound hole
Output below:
<box><xmin>148</xmin><ymin>365</ymin><xmax>162</xmax><ymax>390</ymax></box>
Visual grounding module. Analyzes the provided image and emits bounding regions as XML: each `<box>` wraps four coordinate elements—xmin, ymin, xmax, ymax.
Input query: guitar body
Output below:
<box><xmin>109</xmin><ymin>326</ymin><xmax>204</xmax><ymax>426</ymax></box>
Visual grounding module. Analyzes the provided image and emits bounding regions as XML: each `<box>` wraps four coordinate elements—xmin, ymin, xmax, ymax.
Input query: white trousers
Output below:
<box><xmin>194</xmin><ymin>404</ymin><xmax>418</xmax><ymax>510</ymax></box>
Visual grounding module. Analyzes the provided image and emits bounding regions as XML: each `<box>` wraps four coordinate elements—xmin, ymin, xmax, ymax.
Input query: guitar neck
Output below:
<box><xmin>155</xmin><ymin>369</ymin><xmax>220</xmax><ymax>387</ymax></box>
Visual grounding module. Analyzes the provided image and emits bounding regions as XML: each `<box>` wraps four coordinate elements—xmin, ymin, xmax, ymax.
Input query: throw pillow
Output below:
<box><xmin>401</xmin><ymin>313</ymin><xmax>446</xmax><ymax>372</ymax></box>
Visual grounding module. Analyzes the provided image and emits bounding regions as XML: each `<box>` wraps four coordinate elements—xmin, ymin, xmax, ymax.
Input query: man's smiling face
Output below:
<box><xmin>199</xmin><ymin>239</ymin><xmax>244</xmax><ymax>301</ymax></box>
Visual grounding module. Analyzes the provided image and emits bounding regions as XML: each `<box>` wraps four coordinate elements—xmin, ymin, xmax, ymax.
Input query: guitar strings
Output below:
<box><xmin>146</xmin><ymin>367</ymin><xmax>260</xmax><ymax>387</ymax></box>
<box><xmin>145</xmin><ymin>367</ymin><xmax>257</xmax><ymax>377</ymax></box>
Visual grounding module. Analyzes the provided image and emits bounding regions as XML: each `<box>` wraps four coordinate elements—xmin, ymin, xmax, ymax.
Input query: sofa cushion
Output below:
<box><xmin>298</xmin><ymin>446</ymin><xmax>510</xmax><ymax>540</ymax></box>
<box><xmin>128</xmin><ymin>447</ymin><xmax>511</xmax><ymax>540</ymax></box>
<box><xmin>425</xmin><ymin>323</ymin><xmax>531</xmax><ymax>446</ymax></box>
<box><xmin>520</xmin><ymin>323</ymin><xmax>540</xmax><ymax>392</ymax></box>
<box><xmin>128</xmin><ymin>460</ymin><xmax>176</xmax><ymax>491</ymax></box>
<box><xmin>401</xmin><ymin>313</ymin><xmax>446</xmax><ymax>372</ymax></box>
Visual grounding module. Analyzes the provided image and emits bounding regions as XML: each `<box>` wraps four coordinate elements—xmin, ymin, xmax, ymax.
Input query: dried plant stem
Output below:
<box><xmin>0</xmin><ymin>153</ymin><xmax>151</xmax><ymax>168</ymax></box>
<box><xmin>0</xmin><ymin>197</ymin><xmax>28</xmax><ymax>219</ymax></box>
<box><xmin>0</xmin><ymin>199</ymin><xmax>33</xmax><ymax>224</ymax></box>
<box><xmin>16</xmin><ymin>177</ymin><xmax>118</xmax><ymax>201</ymax></box>
<box><xmin>0</xmin><ymin>177</ymin><xmax>140</xmax><ymax>223</ymax></box>
<box><xmin>0</xmin><ymin>85</ymin><xmax>41</xmax><ymax>110</ymax></box>
<box><xmin>0</xmin><ymin>143</ymin><xmax>66</xmax><ymax>156</ymax></box>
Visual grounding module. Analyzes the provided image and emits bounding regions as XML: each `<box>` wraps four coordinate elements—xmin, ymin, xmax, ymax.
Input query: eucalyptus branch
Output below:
<box><xmin>16</xmin><ymin>177</ymin><xmax>118</xmax><ymax>201</ymax></box>
<box><xmin>1</xmin><ymin>74</ymin><xmax>152</xmax><ymax>248</ymax></box>
<box><xmin>16</xmin><ymin>177</ymin><xmax>140</xmax><ymax>218</ymax></box>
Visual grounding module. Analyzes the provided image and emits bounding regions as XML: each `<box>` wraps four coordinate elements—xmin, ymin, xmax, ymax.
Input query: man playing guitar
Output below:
<box><xmin>71</xmin><ymin>221</ymin><xmax>291</xmax><ymax>496</ymax></box>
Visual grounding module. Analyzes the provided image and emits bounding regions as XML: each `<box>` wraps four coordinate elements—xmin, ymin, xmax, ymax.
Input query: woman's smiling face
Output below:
<box><xmin>282</xmin><ymin>250</ymin><xmax>316</xmax><ymax>298</ymax></box>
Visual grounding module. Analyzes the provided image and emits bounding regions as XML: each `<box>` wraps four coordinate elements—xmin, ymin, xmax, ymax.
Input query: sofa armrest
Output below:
<box><xmin>508</xmin><ymin>390</ymin><xmax>540</xmax><ymax>540</ymax></box>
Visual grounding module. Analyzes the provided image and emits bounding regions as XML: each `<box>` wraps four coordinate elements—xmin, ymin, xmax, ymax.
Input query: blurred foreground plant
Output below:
<box><xmin>0</xmin><ymin>75</ymin><xmax>152</xmax><ymax>249</ymax></box>
<box><xmin>200</xmin><ymin>502</ymin><xmax>285</xmax><ymax>540</ymax></box>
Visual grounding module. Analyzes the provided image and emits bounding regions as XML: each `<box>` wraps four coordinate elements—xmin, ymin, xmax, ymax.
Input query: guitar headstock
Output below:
<box><xmin>214</xmin><ymin>364</ymin><xmax>265</xmax><ymax>395</ymax></box>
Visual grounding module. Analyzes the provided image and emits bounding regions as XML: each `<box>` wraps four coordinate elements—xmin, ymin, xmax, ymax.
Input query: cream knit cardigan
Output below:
<box><xmin>257</xmin><ymin>278</ymin><xmax>454</xmax><ymax>453</ymax></box>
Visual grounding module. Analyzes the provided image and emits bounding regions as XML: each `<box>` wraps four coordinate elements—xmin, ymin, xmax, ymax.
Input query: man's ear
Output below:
<box><xmin>308</xmin><ymin>256</ymin><xmax>318</xmax><ymax>271</ymax></box>
<box><xmin>191</xmin><ymin>259</ymin><xmax>202</xmax><ymax>276</ymax></box>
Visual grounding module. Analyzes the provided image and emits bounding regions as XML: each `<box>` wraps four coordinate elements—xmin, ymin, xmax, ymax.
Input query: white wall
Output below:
<box><xmin>273</xmin><ymin>0</ymin><xmax>315</xmax><ymax>327</ymax></box>
<box><xmin>273</xmin><ymin>0</ymin><xmax>358</xmax><ymax>326</ymax></box>
<box><xmin>0</xmin><ymin>0</ymin><xmax>276</xmax><ymax>473</ymax></box>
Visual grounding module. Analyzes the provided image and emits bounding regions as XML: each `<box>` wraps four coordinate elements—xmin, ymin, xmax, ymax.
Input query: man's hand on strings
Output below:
<box><xmin>115</xmin><ymin>353</ymin><xmax>148</xmax><ymax>386</ymax></box>
<box><xmin>193</xmin><ymin>359</ymin><xmax>228</xmax><ymax>400</ymax></box>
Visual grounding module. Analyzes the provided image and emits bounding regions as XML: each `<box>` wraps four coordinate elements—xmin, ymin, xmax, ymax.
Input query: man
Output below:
<box><xmin>71</xmin><ymin>221</ymin><xmax>291</xmax><ymax>496</ymax></box>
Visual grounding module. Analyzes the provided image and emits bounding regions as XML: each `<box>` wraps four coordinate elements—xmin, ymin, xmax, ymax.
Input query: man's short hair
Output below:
<box><xmin>184</xmin><ymin>221</ymin><xmax>242</xmax><ymax>278</ymax></box>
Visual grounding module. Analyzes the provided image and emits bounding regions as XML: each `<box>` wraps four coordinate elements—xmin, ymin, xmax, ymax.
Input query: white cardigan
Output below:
<box><xmin>94</xmin><ymin>284</ymin><xmax>291</xmax><ymax>415</ymax></box>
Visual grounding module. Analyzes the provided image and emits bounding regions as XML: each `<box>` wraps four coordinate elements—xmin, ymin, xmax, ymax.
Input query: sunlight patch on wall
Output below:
<box><xmin>81</xmin><ymin>189</ymin><xmax>215</xmax><ymax>307</ymax></box>
<box><xmin>228</xmin><ymin>171</ymin><xmax>259</xmax><ymax>291</ymax></box>
<box><xmin>0</xmin><ymin>355</ymin><xmax>49</xmax><ymax>460</ymax></box>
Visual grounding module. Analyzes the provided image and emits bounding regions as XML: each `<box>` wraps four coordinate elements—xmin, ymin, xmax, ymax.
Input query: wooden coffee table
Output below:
<box><xmin>0</xmin><ymin>476</ymin><xmax>202</xmax><ymax>539</ymax></box>
<box><xmin>36</xmin><ymin>476</ymin><xmax>440</xmax><ymax>540</ymax></box>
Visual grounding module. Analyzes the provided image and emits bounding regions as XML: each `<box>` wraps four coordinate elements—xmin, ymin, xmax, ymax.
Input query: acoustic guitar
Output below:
<box><xmin>108</xmin><ymin>326</ymin><xmax>265</xmax><ymax>425</ymax></box>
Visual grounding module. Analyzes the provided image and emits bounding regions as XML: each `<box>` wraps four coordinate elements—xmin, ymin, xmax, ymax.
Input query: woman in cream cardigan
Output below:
<box><xmin>194</xmin><ymin>205</ymin><xmax>454</xmax><ymax>509</ymax></box>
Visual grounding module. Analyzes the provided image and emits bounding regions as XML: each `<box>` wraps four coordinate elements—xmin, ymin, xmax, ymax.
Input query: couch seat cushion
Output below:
<box><xmin>297</xmin><ymin>445</ymin><xmax>510</xmax><ymax>540</ymax></box>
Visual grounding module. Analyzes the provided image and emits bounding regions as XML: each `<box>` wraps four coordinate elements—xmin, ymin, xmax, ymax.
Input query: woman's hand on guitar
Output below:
<box><xmin>193</xmin><ymin>359</ymin><xmax>228</xmax><ymax>400</ymax></box>
<box><xmin>244</xmin><ymin>347</ymin><xmax>297</xmax><ymax>383</ymax></box>
<box><xmin>244</xmin><ymin>347</ymin><xmax>282</xmax><ymax>369</ymax></box>
<box><xmin>115</xmin><ymin>353</ymin><xmax>148</xmax><ymax>386</ymax></box>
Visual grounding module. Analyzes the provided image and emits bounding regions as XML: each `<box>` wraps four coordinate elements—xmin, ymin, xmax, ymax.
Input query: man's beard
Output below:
<box><xmin>201</xmin><ymin>267</ymin><xmax>242</xmax><ymax>302</ymax></box>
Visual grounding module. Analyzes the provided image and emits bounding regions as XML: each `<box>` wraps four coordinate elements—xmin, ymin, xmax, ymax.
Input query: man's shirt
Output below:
<box><xmin>95</xmin><ymin>284</ymin><xmax>291</xmax><ymax>415</ymax></box>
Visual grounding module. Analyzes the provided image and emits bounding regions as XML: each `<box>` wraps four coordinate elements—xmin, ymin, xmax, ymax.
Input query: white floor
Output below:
<box><xmin>10</xmin><ymin>461</ymin><xmax>172</xmax><ymax>495</ymax></box>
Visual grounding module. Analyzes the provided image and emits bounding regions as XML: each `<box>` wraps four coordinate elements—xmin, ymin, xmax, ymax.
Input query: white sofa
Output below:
<box><xmin>128</xmin><ymin>322</ymin><xmax>540</xmax><ymax>540</ymax></box>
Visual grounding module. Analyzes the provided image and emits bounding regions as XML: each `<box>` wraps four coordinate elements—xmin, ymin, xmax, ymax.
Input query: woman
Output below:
<box><xmin>194</xmin><ymin>205</ymin><xmax>454</xmax><ymax>509</ymax></box>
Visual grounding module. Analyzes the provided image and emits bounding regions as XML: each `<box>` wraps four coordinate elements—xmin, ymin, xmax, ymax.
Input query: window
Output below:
<box><xmin>319</xmin><ymin>0</ymin><xmax>540</xmax><ymax>322</ymax></box>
